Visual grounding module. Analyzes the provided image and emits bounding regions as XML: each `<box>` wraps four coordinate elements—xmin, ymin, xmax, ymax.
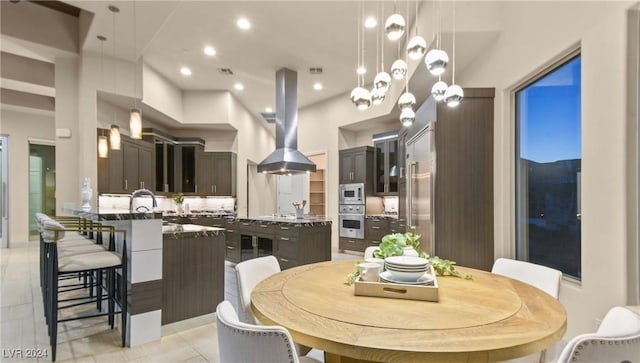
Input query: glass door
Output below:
<box><xmin>1</xmin><ymin>136</ymin><xmax>8</xmax><ymax>248</ymax></box>
<box><xmin>28</xmin><ymin>143</ymin><xmax>56</xmax><ymax>241</ymax></box>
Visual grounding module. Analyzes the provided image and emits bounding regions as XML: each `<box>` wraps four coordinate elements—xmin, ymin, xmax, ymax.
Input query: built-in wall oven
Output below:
<box><xmin>338</xmin><ymin>204</ymin><xmax>364</xmax><ymax>239</ymax></box>
<box><xmin>339</xmin><ymin>183</ymin><xmax>364</xmax><ymax>205</ymax></box>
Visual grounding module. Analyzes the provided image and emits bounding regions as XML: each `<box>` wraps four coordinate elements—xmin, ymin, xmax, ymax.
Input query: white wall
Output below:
<box><xmin>457</xmin><ymin>0</ymin><xmax>636</xmax><ymax>338</ymax></box>
<box><xmin>1</xmin><ymin>108</ymin><xmax>55</xmax><ymax>243</ymax></box>
<box><xmin>142</xmin><ymin>63</ymin><xmax>183</xmax><ymax>122</ymax></box>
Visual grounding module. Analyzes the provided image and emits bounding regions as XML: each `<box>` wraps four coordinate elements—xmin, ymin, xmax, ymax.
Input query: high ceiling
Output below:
<box><xmin>5</xmin><ymin>1</ymin><xmax>501</xmax><ymax>127</ymax></box>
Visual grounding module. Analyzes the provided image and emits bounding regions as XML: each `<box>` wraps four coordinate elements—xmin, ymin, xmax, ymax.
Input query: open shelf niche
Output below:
<box><xmin>309</xmin><ymin>169</ymin><xmax>325</xmax><ymax>217</ymax></box>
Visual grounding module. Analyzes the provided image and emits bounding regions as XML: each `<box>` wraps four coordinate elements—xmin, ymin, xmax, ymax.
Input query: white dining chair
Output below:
<box><xmin>491</xmin><ymin>258</ymin><xmax>562</xmax><ymax>299</ymax></box>
<box><xmin>216</xmin><ymin>300</ymin><xmax>321</xmax><ymax>363</ymax></box>
<box><xmin>364</xmin><ymin>246</ymin><xmax>378</xmax><ymax>259</ymax></box>
<box><xmin>492</xmin><ymin>258</ymin><xmax>562</xmax><ymax>363</ymax></box>
<box><xmin>235</xmin><ymin>255</ymin><xmax>281</xmax><ymax>324</ymax></box>
<box><xmin>556</xmin><ymin>306</ymin><xmax>640</xmax><ymax>363</ymax></box>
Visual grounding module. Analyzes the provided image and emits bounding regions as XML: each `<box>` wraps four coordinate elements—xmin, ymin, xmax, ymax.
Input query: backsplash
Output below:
<box><xmin>99</xmin><ymin>194</ymin><xmax>236</xmax><ymax>213</ymax></box>
<box><xmin>384</xmin><ymin>196</ymin><xmax>398</xmax><ymax>213</ymax></box>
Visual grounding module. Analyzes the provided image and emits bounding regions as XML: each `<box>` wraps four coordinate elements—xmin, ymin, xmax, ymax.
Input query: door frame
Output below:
<box><xmin>1</xmin><ymin>135</ymin><xmax>8</xmax><ymax>248</ymax></box>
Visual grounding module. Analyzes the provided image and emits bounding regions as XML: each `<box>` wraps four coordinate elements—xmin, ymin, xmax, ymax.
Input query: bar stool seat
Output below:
<box><xmin>58</xmin><ymin>251</ymin><xmax>122</xmax><ymax>273</ymax></box>
<box><xmin>57</xmin><ymin>244</ymin><xmax>107</xmax><ymax>257</ymax></box>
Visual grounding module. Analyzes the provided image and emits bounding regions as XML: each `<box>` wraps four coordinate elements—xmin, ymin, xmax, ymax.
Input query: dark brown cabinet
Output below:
<box><xmin>365</xmin><ymin>217</ymin><xmax>390</xmax><ymax>248</ymax></box>
<box><xmin>339</xmin><ymin>146</ymin><xmax>373</xmax><ymax>185</ymax></box>
<box><xmin>196</xmin><ymin>151</ymin><xmax>236</xmax><ymax>196</ymax></box>
<box><xmin>179</xmin><ymin>145</ymin><xmax>199</xmax><ymax>193</ymax></box>
<box><xmin>97</xmin><ymin>132</ymin><xmax>154</xmax><ymax>193</ymax></box>
<box><xmin>374</xmin><ymin>136</ymin><xmax>399</xmax><ymax>195</ymax></box>
<box><xmin>123</xmin><ymin>139</ymin><xmax>155</xmax><ymax>192</ymax></box>
<box><xmin>224</xmin><ymin>219</ymin><xmax>331</xmax><ymax>270</ymax></box>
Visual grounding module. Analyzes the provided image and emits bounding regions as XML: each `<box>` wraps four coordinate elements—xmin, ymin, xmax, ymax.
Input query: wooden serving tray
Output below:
<box><xmin>354</xmin><ymin>265</ymin><xmax>439</xmax><ymax>302</ymax></box>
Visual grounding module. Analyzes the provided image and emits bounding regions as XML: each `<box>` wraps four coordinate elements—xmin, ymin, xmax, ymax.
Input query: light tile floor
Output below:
<box><xmin>0</xmin><ymin>244</ymin><xmax>359</xmax><ymax>362</ymax></box>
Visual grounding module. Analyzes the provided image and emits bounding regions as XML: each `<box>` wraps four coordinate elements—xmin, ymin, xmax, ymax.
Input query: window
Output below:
<box><xmin>515</xmin><ymin>54</ymin><xmax>582</xmax><ymax>279</ymax></box>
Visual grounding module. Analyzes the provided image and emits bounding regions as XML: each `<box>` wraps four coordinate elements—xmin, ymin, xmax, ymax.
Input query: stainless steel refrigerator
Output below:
<box><xmin>403</xmin><ymin>123</ymin><xmax>436</xmax><ymax>255</ymax></box>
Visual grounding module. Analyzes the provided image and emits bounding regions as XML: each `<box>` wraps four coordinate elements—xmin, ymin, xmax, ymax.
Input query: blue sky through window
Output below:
<box><xmin>518</xmin><ymin>56</ymin><xmax>581</xmax><ymax>163</ymax></box>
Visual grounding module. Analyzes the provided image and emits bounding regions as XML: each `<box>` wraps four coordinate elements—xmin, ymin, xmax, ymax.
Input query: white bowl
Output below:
<box><xmin>385</xmin><ymin>269</ymin><xmax>426</xmax><ymax>282</ymax></box>
<box><xmin>385</xmin><ymin>256</ymin><xmax>429</xmax><ymax>267</ymax></box>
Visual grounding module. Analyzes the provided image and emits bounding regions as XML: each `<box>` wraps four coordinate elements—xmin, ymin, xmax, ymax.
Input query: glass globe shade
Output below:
<box><xmin>431</xmin><ymin>80</ymin><xmax>448</xmax><ymax>102</ymax></box>
<box><xmin>444</xmin><ymin>84</ymin><xmax>464</xmax><ymax>108</ymax></box>
<box><xmin>407</xmin><ymin>36</ymin><xmax>427</xmax><ymax>60</ymax></box>
<box><xmin>391</xmin><ymin>59</ymin><xmax>407</xmax><ymax>80</ymax></box>
<box><xmin>424</xmin><ymin>49</ymin><xmax>449</xmax><ymax>76</ymax></box>
<box><xmin>385</xmin><ymin>14</ymin><xmax>406</xmax><ymax>41</ymax></box>
<box><xmin>350</xmin><ymin>87</ymin><xmax>372</xmax><ymax>110</ymax></box>
<box><xmin>371</xmin><ymin>87</ymin><xmax>385</xmax><ymax>105</ymax></box>
<box><xmin>98</xmin><ymin>136</ymin><xmax>109</xmax><ymax>158</ymax></box>
<box><xmin>400</xmin><ymin>108</ymin><xmax>416</xmax><ymax>127</ymax></box>
<box><xmin>374</xmin><ymin>72</ymin><xmax>391</xmax><ymax>93</ymax></box>
<box><xmin>397</xmin><ymin>92</ymin><xmax>416</xmax><ymax>110</ymax></box>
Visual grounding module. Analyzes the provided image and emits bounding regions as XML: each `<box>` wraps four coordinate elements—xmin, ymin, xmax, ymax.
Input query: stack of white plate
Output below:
<box><xmin>382</xmin><ymin>256</ymin><xmax>430</xmax><ymax>283</ymax></box>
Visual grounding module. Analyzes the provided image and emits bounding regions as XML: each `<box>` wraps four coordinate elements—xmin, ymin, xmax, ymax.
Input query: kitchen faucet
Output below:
<box><xmin>129</xmin><ymin>188</ymin><xmax>157</xmax><ymax>213</ymax></box>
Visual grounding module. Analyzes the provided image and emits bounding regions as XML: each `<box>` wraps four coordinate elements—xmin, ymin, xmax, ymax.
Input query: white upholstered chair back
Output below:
<box><xmin>556</xmin><ymin>306</ymin><xmax>640</xmax><ymax>363</ymax></box>
<box><xmin>364</xmin><ymin>246</ymin><xmax>377</xmax><ymax>259</ymax></box>
<box><xmin>491</xmin><ymin>258</ymin><xmax>562</xmax><ymax>298</ymax></box>
<box><xmin>235</xmin><ymin>255</ymin><xmax>281</xmax><ymax>324</ymax></box>
<box><xmin>216</xmin><ymin>300</ymin><xmax>302</xmax><ymax>363</ymax></box>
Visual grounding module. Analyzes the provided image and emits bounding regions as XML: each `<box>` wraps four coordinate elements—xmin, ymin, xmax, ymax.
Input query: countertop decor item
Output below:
<box><xmin>80</xmin><ymin>177</ymin><xmax>93</xmax><ymax>211</ymax></box>
<box><xmin>173</xmin><ymin>193</ymin><xmax>184</xmax><ymax>214</ymax></box>
<box><xmin>345</xmin><ymin>232</ymin><xmax>471</xmax><ymax>285</ymax></box>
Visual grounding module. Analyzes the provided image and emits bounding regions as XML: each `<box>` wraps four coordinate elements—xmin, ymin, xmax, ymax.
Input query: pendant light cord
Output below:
<box><xmin>405</xmin><ymin>0</ymin><xmax>409</xmax><ymax>93</ymax></box>
<box><xmin>452</xmin><ymin>1</ymin><xmax>456</xmax><ymax>85</ymax></box>
<box><xmin>357</xmin><ymin>1</ymin><xmax>360</xmax><ymax>87</ymax></box>
<box><xmin>133</xmin><ymin>1</ymin><xmax>137</xmax><ymax>108</ymax></box>
<box><xmin>381</xmin><ymin>1</ymin><xmax>385</xmax><ymax>70</ymax></box>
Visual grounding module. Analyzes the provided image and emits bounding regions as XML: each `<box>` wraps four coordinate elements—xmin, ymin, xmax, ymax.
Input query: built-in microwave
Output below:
<box><xmin>339</xmin><ymin>183</ymin><xmax>364</xmax><ymax>205</ymax></box>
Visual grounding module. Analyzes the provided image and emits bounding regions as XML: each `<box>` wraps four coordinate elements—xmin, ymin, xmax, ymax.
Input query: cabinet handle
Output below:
<box><xmin>279</xmin><ymin>257</ymin><xmax>289</xmax><ymax>262</ymax></box>
<box><xmin>165</xmin><ymin>184</ymin><xmax>169</xmax><ymax>192</ymax></box>
<box><xmin>214</xmin><ymin>185</ymin><xmax>217</xmax><ymax>193</ymax></box>
<box><xmin>347</xmin><ymin>240</ymin><xmax>355</xmax><ymax>244</ymax></box>
<box><xmin>371</xmin><ymin>226</ymin><xmax>381</xmax><ymax>229</ymax></box>
<box><xmin>280</xmin><ymin>237</ymin><xmax>289</xmax><ymax>241</ymax></box>
<box><xmin>259</xmin><ymin>225</ymin><xmax>268</xmax><ymax>228</ymax></box>
<box><xmin>195</xmin><ymin>185</ymin><xmax>198</xmax><ymax>193</ymax></box>
<box><xmin>280</xmin><ymin>227</ymin><xmax>289</xmax><ymax>230</ymax></box>
<box><xmin>226</xmin><ymin>229</ymin><xmax>235</xmax><ymax>233</ymax></box>
<box><xmin>211</xmin><ymin>185</ymin><xmax>214</xmax><ymax>193</ymax></box>
<box><xmin>125</xmin><ymin>180</ymin><xmax>128</xmax><ymax>190</ymax></box>
<box><xmin>226</xmin><ymin>246</ymin><xmax>235</xmax><ymax>250</ymax></box>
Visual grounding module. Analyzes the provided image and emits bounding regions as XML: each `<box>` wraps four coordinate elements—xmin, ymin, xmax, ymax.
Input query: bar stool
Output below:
<box><xmin>41</xmin><ymin>223</ymin><xmax>127</xmax><ymax>361</ymax></box>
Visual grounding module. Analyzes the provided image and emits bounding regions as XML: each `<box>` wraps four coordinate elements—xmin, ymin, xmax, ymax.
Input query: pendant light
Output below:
<box><xmin>399</xmin><ymin>4</ymin><xmax>415</xmax><ymax>129</ymax></box>
<box><xmin>351</xmin><ymin>1</ymin><xmax>371</xmax><ymax>110</ymax></box>
<box><xmin>444</xmin><ymin>1</ymin><xmax>463</xmax><ymax>108</ymax></box>
<box><xmin>96</xmin><ymin>34</ymin><xmax>113</xmax><ymax>157</ymax></box>
<box><xmin>385</xmin><ymin>10</ymin><xmax>405</xmax><ymax>41</ymax></box>
<box><xmin>374</xmin><ymin>1</ymin><xmax>391</xmax><ymax>96</ymax></box>
<box><xmin>407</xmin><ymin>0</ymin><xmax>426</xmax><ymax>60</ymax></box>
<box><xmin>391</xmin><ymin>36</ymin><xmax>407</xmax><ymax>81</ymax></box>
<box><xmin>424</xmin><ymin>1</ymin><xmax>449</xmax><ymax>76</ymax></box>
<box><xmin>129</xmin><ymin>1</ymin><xmax>142</xmax><ymax>139</ymax></box>
<box><xmin>400</xmin><ymin>108</ymin><xmax>416</xmax><ymax>127</ymax></box>
<box><xmin>98</xmin><ymin>134</ymin><xmax>109</xmax><ymax>158</ymax></box>
<box><xmin>431</xmin><ymin>76</ymin><xmax>448</xmax><ymax>101</ymax></box>
<box><xmin>371</xmin><ymin>9</ymin><xmax>385</xmax><ymax>106</ymax></box>
<box><xmin>110</xmin><ymin>124</ymin><xmax>121</xmax><ymax>150</ymax></box>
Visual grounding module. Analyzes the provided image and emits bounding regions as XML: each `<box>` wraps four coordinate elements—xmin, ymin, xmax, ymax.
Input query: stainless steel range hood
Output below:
<box><xmin>258</xmin><ymin>68</ymin><xmax>316</xmax><ymax>175</ymax></box>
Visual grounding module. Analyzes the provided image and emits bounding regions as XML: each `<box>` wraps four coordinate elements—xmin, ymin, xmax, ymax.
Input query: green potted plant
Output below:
<box><xmin>345</xmin><ymin>232</ymin><xmax>471</xmax><ymax>285</ymax></box>
<box><xmin>172</xmin><ymin>193</ymin><xmax>184</xmax><ymax>214</ymax></box>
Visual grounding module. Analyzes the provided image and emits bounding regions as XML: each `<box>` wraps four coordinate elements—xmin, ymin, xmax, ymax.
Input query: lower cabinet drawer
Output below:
<box><xmin>274</xmin><ymin>255</ymin><xmax>297</xmax><ymax>270</ymax></box>
<box><xmin>367</xmin><ymin>240</ymin><xmax>381</xmax><ymax>248</ymax></box>
<box><xmin>275</xmin><ymin>236</ymin><xmax>297</xmax><ymax>259</ymax></box>
<box><xmin>339</xmin><ymin>237</ymin><xmax>366</xmax><ymax>252</ymax></box>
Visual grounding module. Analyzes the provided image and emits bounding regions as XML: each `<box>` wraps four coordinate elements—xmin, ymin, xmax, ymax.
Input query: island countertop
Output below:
<box><xmin>233</xmin><ymin>216</ymin><xmax>331</xmax><ymax>226</ymax></box>
<box><xmin>162</xmin><ymin>223</ymin><xmax>225</xmax><ymax>239</ymax></box>
<box><xmin>66</xmin><ymin>207</ymin><xmax>162</xmax><ymax>221</ymax></box>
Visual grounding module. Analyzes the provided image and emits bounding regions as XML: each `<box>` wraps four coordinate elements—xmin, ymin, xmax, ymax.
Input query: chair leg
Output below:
<box><xmin>121</xmin><ymin>242</ymin><xmax>127</xmax><ymax>347</ymax></box>
<box><xmin>538</xmin><ymin>349</ymin><xmax>547</xmax><ymax>363</ymax></box>
<box><xmin>96</xmin><ymin>270</ymin><xmax>103</xmax><ymax>311</ymax></box>
<box><xmin>108</xmin><ymin>268</ymin><xmax>115</xmax><ymax>328</ymax></box>
<box><xmin>50</xmin><ymin>259</ymin><xmax>59</xmax><ymax>361</ymax></box>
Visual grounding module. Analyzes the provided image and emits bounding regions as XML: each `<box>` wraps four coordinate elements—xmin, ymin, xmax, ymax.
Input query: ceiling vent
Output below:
<box><xmin>218</xmin><ymin>68</ymin><xmax>234</xmax><ymax>75</ymax></box>
<box><xmin>260</xmin><ymin>112</ymin><xmax>276</xmax><ymax>124</ymax></box>
<box><xmin>309</xmin><ymin>67</ymin><xmax>323</xmax><ymax>74</ymax></box>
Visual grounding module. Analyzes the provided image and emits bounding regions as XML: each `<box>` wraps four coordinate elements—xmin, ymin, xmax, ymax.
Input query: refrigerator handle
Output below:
<box><xmin>406</xmin><ymin>162</ymin><xmax>416</xmax><ymax>229</ymax></box>
<box><xmin>2</xmin><ymin>182</ymin><xmax>7</xmax><ymax>219</ymax></box>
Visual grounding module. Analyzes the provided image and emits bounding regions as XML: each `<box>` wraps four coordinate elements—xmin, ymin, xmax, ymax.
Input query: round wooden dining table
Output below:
<box><xmin>251</xmin><ymin>260</ymin><xmax>567</xmax><ymax>363</ymax></box>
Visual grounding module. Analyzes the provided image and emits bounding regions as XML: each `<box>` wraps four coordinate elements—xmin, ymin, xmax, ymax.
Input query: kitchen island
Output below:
<box><xmin>223</xmin><ymin>216</ymin><xmax>331</xmax><ymax>269</ymax></box>
<box><xmin>162</xmin><ymin>223</ymin><xmax>225</xmax><ymax>324</ymax></box>
<box><xmin>68</xmin><ymin>209</ymin><xmax>226</xmax><ymax>346</ymax></box>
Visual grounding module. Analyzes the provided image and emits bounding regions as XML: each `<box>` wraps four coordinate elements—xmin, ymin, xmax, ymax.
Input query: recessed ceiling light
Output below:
<box><xmin>313</xmin><ymin>83</ymin><xmax>323</xmax><ymax>91</ymax></box>
<box><xmin>356</xmin><ymin>66</ymin><xmax>367</xmax><ymax>75</ymax></box>
<box><xmin>237</xmin><ymin>18</ymin><xmax>251</xmax><ymax>30</ymax></box>
<box><xmin>203</xmin><ymin>46</ymin><xmax>216</xmax><ymax>56</ymax></box>
<box><xmin>234</xmin><ymin>82</ymin><xmax>244</xmax><ymax>91</ymax></box>
<box><xmin>364</xmin><ymin>17</ymin><xmax>377</xmax><ymax>28</ymax></box>
<box><xmin>180</xmin><ymin>67</ymin><xmax>192</xmax><ymax>76</ymax></box>
<box><xmin>265</xmin><ymin>107</ymin><xmax>273</xmax><ymax>113</ymax></box>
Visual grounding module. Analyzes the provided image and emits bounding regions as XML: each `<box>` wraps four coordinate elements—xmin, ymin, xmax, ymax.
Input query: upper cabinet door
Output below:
<box><xmin>123</xmin><ymin>142</ymin><xmax>139</xmax><ymax>192</ymax></box>
<box><xmin>352</xmin><ymin>151</ymin><xmax>367</xmax><ymax>183</ymax></box>
<box><xmin>339</xmin><ymin>151</ymin><xmax>354</xmax><ymax>184</ymax></box>
<box><xmin>212</xmin><ymin>153</ymin><xmax>232</xmax><ymax>195</ymax></box>
<box><xmin>139</xmin><ymin>144</ymin><xmax>155</xmax><ymax>191</ymax></box>
<box><xmin>196</xmin><ymin>151</ymin><xmax>213</xmax><ymax>195</ymax></box>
